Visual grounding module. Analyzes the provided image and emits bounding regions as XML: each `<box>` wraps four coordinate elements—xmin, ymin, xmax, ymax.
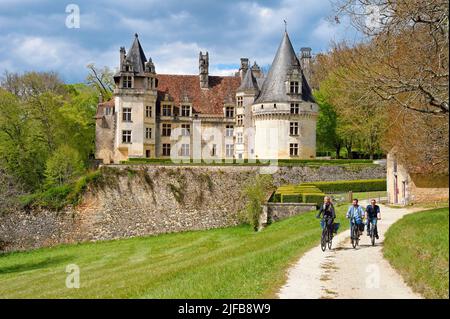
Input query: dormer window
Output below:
<box><xmin>225</xmin><ymin>106</ymin><xmax>234</xmax><ymax>118</ymax></box>
<box><xmin>181</xmin><ymin>105</ymin><xmax>191</xmax><ymax>117</ymax></box>
<box><xmin>162</xmin><ymin>105</ymin><xmax>172</xmax><ymax>116</ymax></box>
<box><xmin>123</xmin><ymin>76</ymin><xmax>132</xmax><ymax>88</ymax></box>
<box><xmin>290</xmin><ymin>81</ymin><xmax>299</xmax><ymax>94</ymax></box>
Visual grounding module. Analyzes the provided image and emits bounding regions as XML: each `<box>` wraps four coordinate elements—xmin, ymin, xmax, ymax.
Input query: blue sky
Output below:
<box><xmin>0</xmin><ymin>0</ymin><xmax>360</xmax><ymax>83</ymax></box>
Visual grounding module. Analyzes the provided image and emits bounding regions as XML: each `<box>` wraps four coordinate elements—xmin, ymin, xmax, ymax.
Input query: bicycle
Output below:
<box><xmin>320</xmin><ymin>217</ymin><xmax>334</xmax><ymax>251</ymax></box>
<box><xmin>350</xmin><ymin>217</ymin><xmax>361</xmax><ymax>249</ymax></box>
<box><xmin>368</xmin><ymin>220</ymin><xmax>379</xmax><ymax>246</ymax></box>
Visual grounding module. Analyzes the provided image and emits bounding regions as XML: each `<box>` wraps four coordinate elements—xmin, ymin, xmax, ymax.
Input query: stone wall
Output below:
<box><xmin>386</xmin><ymin>152</ymin><xmax>448</xmax><ymax>205</ymax></box>
<box><xmin>0</xmin><ymin>164</ymin><xmax>385</xmax><ymax>252</ymax></box>
<box><xmin>262</xmin><ymin>202</ymin><xmax>317</xmax><ymax>224</ymax></box>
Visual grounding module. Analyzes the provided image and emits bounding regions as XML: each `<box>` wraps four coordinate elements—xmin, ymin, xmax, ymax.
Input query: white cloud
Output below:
<box><xmin>149</xmin><ymin>41</ymin><xmax>203</xmax><ymax>75</ymax></box>
<box><xmin>117</xmin><ymin>10</ymin><xmax>192</xmax><ymax>36</ymax></box>
<box><xmin>0</xmin><ymin>34</ymin><xmax>117</xmax><ymax>82</ymax></box>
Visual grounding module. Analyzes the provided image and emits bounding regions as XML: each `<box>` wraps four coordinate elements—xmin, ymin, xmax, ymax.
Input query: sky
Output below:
<box><xmin>0</xmin><ymin>0</ymin><xmax>361</xmax><ymax>83</ymax></box>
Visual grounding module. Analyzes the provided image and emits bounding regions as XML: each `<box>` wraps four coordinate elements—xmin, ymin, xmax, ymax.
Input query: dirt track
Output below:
<box><xmin>278</xmin><ymin>203</ymin><xmax>422</xmax><ymax>299</ymax></box>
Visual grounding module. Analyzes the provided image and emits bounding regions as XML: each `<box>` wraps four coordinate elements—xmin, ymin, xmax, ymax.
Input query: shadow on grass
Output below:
<box><xmin>0</xmin><ymin>255</ymin><xmax>74</xmax><ymax>275</ymax></box>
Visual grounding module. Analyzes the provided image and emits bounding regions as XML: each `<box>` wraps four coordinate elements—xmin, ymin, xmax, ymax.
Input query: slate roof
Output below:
<box><xmin>237</xmin><ymin>69</ymin><xmax>259</xmax><ymax>92</ymax></box>
<box><xmin>255</xmin><ymin>31</ymin><xmax>314</xmax><ymax>103</ymax></box>
<box><xmin>125</xmin><ymin>34</ymin><xmax>147</xmax><ymax>74</ymax></box>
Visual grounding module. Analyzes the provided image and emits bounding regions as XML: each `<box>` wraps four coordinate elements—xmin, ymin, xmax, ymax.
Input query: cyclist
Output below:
<box><xmin>346</xmin><ymin>198</ymin><xmax>364</xmax><ymax>236</ymax></box>
<box><xmin>316</xmin><ymin>196</ymin><xmax>336</xmax><ymax>235</ymax></box>
<box><xmin>366</xmin><ymin>199</ymin><xmax>381</xmax><ymax>239</ymax></box>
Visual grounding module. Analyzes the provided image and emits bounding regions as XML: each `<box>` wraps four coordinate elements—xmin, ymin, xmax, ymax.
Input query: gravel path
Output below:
<box><xmin>278</xmin><ymin>203</ymin><xmax>423</xmax><ymax>299</ymax></box>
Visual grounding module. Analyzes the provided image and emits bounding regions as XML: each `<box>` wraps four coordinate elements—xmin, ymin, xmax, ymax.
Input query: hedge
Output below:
<box><xmin>281</xmin><ymin>194</ymin><xmax>302</xmax><ymax>203</ymax></box>
<box><xmin>302</xmin><ymin>193</ymin><xmax>326</xmax><ymax>206</ymax></box>
<box><xmin>272</xmin><ymin>184</ymin><xmax>324</xmax><ymax>204</ymax></box>
<box><xmin>301</xmin><ymin>179</ymin><xmax>386</xmax><ymax>193</ymax></box>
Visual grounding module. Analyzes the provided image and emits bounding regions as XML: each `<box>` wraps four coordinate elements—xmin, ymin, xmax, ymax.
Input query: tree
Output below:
<box><xmin>314</xmin><ymin>91</ymin><xmax>342</xmax><ymax>157</ymax></box>
<box><xmin>314</xmin><ymin>62</ymin><xmax>386</xmax><ymax>159</ymax></box>
<box><xmin>330</xmin><ymin>0</ymin><xmax>449</xmax><ymax>169</ymax></box>
<box><xmin>242</xmin><ymin>175</ymin><xmax>274</xmax><ymax>231</ymax></box>
<box><xmin>0</xmin><ymin>89</ymin><xmax>45</xmax><ymax>190</ymax></box>
<box><xmin>86</xmin><ymin>64</ymin><xmax>114</xmax><ymax>101</ymax></box>
<box><xmin>332</xmin><ymin>0</ymin><xmax>449</xmax><ymax>115</ymax></box>
<box><xmin>59</xmin><ymin>84</ymin><xmax>98</xmax><ymax>161</ymax></box>
<box><xmin>0</xmin><ymin>72</ymin><xmax>98</xmax><ymax>192</ymax></box>
<box><xmin>44</xmin><ymin>145</ymin><xmax>84</xmax><ymax>187</ymax></box>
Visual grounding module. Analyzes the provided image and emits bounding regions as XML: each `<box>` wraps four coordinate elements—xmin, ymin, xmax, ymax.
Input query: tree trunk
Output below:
<box><xmin>335</xmin><ymin>145</ymin><xmax>341</xmax><ymax>159</ymax></box>
<box><xmin>346</xmin><ymin>146</ymin><xmax>353</xmax><ymax>159</ymax></box>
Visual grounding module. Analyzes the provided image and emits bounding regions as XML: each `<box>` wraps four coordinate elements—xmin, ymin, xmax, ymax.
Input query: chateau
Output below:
<box><xmin>95</xmin><ymin>31</ymin><xmax>318</xmax><ymax>163</ymax></box>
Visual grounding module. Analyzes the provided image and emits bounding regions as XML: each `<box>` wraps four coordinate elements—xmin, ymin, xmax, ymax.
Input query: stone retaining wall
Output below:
<box><xmin>0</xmin><ymin>164</ymin><xmax>385</xmax><ymax>252</ymax></box>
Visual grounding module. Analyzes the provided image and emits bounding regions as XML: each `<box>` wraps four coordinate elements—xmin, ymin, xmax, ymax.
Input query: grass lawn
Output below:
<box><xmin>0</xmin><ymin>206</ymin><xmax>348</xmax><ymax>298</ymax></box>
<box><xmin>383</xmin><ymin>207</ymin><xmax>449</xmax><ymax>299</ymax></box>
<box><xmin>350</xmin><ymin>191</ymin><xmax>387</xmax><ymax>201</ymax></box>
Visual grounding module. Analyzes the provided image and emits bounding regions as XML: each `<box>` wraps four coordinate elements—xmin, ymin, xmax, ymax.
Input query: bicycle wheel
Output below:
<box><xmin>371</xmin><ymin>225</ymin><xmax>376</xmax><ymax>246</ymax></box>
<box><xmin>351</xmin><ymin>226</ymin><xmax>358</xmax><ymax>248</ymax></box>
<box><xmin>327</xmin><ymin>230</ymin><xmax>332</xmax><ymax>249</ymax></box>
<box><xmin>350</xmin><ymin>226</ymin><xmax>356</xmax><ymax>248</ymax></box>
<box><xmin>321</xmin><ymin>228</ymin><xmax>327</xmax><ymax>251</ymax></box>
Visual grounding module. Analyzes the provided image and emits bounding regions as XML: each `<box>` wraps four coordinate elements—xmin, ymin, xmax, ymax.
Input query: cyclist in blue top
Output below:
<box><xmin>346</xmin><ymin>199</ymin><xmax>365</xmax><ymax>236</ymax></box>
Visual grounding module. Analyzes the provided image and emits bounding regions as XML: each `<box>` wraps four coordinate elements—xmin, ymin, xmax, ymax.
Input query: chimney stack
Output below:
<box><xmin>199</xmin><ymin>51</ymin><xmax>209</xmax><ymax>89</ymax></box>
<box><xmin>120</xmin><ymin>46</ymin><xmax>126</xmax><ymax>71</ymax></box>
<box><xmin>239</xmin><ymin>58</ymin><xmax>249</xmax><ymax>80</ymax></box>
<box><xmin>300</xmin><ymin>47</ymin><xmax>312</xmax><ymax>85</ymax></box>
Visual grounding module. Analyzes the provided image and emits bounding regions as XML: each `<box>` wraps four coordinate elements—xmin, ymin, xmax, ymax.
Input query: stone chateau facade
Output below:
<box><xmin>95</xmin><ymin>32</ymin><xmax>318</xmax><ymax>163</ymax></box>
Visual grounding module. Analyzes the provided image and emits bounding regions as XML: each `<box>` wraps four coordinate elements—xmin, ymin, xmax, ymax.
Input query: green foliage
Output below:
<box><xmin>384</xmin><ymin>207</ymin><xmax>449</xmax><ymax>298</ymax></box>
<box><xmin>44</xmin><ymin>145</ymin><xmax>84</xmax><ymax>187</ymax></box>
<box><xmin>0</xmin><ymin>72</ymin><xmax>98</xmax><ymax>194</ymax></box>
<box><xmin>0</xmin><ymin>89</ymin><xmax>46</xmax><ymax>189</ymax></box>
<box><xmin>242</xmin><ymin>175</ymin><xmax>274</xmax><ymax>231</ymax></box>
<box><xmin>302</xmin><ymin>179</ymin><xmax>386</xmax><ymax>193</ymax></box>
<box><xmin>274</xmin><ymin>185</ymin><xmax>325</xmax><ymax>205</ymax></box>
<box><xmin>281</xmin><ymin>194</ymin><xmax>302</xmax><ymax>203</ymax></box>
<box><xmin>314</xmin><ymin>90</ymin><xmax>340</xmax><ymax>155</ymax></box>
<box><xmin>273</xmin><ymin>179</ymin><xmax>385</xmax><ymax>205</ymax></box>
<box><xmin>20</xmin><ymin>184</ymin><xmax>73</xmax><ymax>211</ymax></box>
<box><xmin>20</xmin><ymin>170</ymin><xmax>102</xmax><ymax>210</ymax></box>
<box><xmin>86</xmin><ymin>64</ymin><xmax>114</xmax><ymax>101</ymax></box>
<box><xmin>302</xmin><ymin>193</ymin><xmax>326</xmax><ymax>206</ymax></box>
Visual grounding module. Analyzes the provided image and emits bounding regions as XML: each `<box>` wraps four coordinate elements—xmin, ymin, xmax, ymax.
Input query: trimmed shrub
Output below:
<box><xmin>302</xmin><ymin>179</ymin><xmax>386</xmax><ymax>193</ymax></box>
<box><xmin>302</xmin><ymin>193</ymin><xmax>326</xmax><ymax>206</ymax></box>
<box><xmin>281</xmin><ymin>194</ymin><xmax>302</xmax><ymax>203</ymax></box>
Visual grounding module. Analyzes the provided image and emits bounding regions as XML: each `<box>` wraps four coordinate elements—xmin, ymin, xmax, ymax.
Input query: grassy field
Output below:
<box><xmin>0</xmin><ymin>206</ymin><xmax>349</xmax><ymax>298</ymax></box>
<box><xmin>384</xmin><ymin>207</ymin><xmax>449</xmax><ymax>299</ymax></box>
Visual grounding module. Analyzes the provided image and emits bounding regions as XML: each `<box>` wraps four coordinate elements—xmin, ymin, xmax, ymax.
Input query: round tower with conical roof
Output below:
<box><xmin>251</xmin><ymin>31</ymin><xmax>318</xmax><ymax>160</ymax></box>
